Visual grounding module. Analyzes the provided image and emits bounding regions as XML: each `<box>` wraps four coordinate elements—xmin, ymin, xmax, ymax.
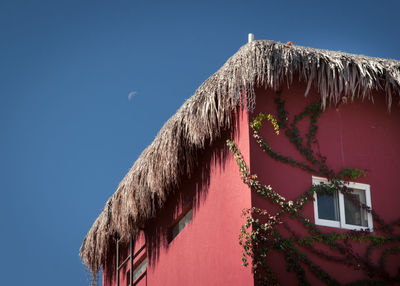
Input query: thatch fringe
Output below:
<box><xmin>80</xmin><ymin>40</ymin><xmax>400</xmax><ymax>280</ymax></box>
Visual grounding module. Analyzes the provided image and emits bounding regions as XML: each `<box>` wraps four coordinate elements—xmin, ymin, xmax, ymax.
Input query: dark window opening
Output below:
<box><xmin>168</xmin><ymin>209</ymin><xmax>193</xmax><ymax>243</ymax></box>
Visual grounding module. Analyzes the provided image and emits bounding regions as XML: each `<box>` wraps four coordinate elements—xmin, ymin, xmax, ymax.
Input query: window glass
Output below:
<box><xmin>170</xmin><ymin>209</ymin><xmax>193</xmax><ymax>241</ymax></box>
<box><xmin>132</xmin><ymin>257</ymin><xmax>147</xmax><ymax>282</ymax></box>
<box><xmin>344</xmin><ymin>189</ymin><xmax>367</xmax><ymax>227</ymax></box>
<box><xmin>316</xmin><ymin>190</ymin><xmax>339</xmax><ymax>221</ymax></box>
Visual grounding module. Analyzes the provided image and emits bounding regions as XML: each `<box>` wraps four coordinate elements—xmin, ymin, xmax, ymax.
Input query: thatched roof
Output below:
<box><xmin>80</xmin><ymin>40</ymin><xmax>400</xmax><ymax>278</ymax></box>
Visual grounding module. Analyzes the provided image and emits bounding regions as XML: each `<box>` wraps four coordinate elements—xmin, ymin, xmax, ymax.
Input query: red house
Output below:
<box><xmin>80</xmin><ymin>38</ymin><xmax>400</xmax><ymax>285</ymax></box>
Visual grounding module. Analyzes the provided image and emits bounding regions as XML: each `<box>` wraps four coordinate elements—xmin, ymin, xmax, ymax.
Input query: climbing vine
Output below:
<box><xmin>227</xmin><ymin>92</ymin><xmax>400</xmax><ymax>285</ymax></box>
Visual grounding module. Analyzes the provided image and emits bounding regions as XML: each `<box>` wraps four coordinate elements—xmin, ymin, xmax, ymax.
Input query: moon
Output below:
<box><xmin>128</xmin><ymin>91</ymin><xmax>137</xmax><ymax>100</ymax></box>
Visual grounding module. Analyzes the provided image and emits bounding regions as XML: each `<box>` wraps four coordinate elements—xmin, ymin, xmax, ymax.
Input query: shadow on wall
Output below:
<box><xmin>103</xmin><ymin>107</ymin><xmax>245</xmax><ymax>284</ymax></box>
<box><xmin>144</xmin><ymin>107</ymin><xmax>244</xmax><ymax>265</ymax></box>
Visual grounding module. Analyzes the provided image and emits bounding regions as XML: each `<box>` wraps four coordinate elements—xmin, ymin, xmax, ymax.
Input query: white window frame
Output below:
<box><xmin>312</xmin><ymin>176</ymin><xmax>373</xmax><ymax>231</ymax></box>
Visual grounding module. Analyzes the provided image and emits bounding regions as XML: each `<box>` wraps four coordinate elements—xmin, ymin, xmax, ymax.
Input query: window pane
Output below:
<box><xmin>317</xmin><ymin>190</ymin><xmax>339</xmax><ymax>221</ymax></box>
<box><xmin>344</xmin><ymin>190</ymin><xmax>367</xmax><ymax>227</ymax></box>
<box><xmin>171</xmin><ymin>209</ymin><xmax>193</xmax><ymax>241</ymax></box>
<box><xmin>132</xmin><ymin>257</ymin><xmax>147</xmax><ymax>282</ymax></box>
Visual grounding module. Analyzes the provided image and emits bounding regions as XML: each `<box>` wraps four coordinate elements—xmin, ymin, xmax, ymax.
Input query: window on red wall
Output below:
<box><xmin>312</xmin><ymin>176</ymin><xmax>373</xmax><ymax>231</ymax></box>
<box><xmin>168</xmin><ymin>208</ymin><xmax>193</xmax><ymax>243</ymax></box>
<box><xmin>132</xmin><ymin>256</ymin><xmax>147</xmax><ymax>283</ymax></box>
<box><xmin>126</xmin><ymin>254</ymin><xmax>147</xmax><ymax>286</ymax></box>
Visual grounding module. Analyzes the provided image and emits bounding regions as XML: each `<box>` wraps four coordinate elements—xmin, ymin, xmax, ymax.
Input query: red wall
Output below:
<box><xmin>104</xmin><ymin>108</ymin><xmax>254</xmax><ymax>286</ymax></box>
<box><xmin>145</xmin><ymin>108</ymin><xmax>253</xmax><ymax>285</ymax></box>
<box><xmin>250</xmin><ymin>82</ymin><xmax>400</xmax><ymax>285</ymax></box>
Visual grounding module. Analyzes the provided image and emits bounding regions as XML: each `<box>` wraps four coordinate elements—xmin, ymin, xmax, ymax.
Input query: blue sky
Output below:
<box><xmin>0</xmin><ymin>0</ymin><xmax>398</xmax><ymax>285</ymax></box>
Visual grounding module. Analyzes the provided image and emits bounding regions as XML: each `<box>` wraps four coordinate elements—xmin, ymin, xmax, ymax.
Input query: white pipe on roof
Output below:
<box><xmin>248</xmin><ymin>33</ymin><xmax>254</xmax><ymax>43</ymax></box>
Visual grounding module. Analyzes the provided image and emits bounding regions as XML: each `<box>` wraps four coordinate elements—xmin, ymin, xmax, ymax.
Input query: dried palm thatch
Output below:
<box><xmin>80</xmin><ymin>40</ymin><xmax>400</xmax><ymax>280</ymax></box>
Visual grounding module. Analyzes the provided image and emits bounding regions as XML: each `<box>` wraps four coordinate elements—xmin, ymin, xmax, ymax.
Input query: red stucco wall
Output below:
<box><xmin>249</xmin><ymin>82</ymin><xmax>400</xmax><ymax>285</ymax></box>
<box><xmin>104</xmin><ymin>108</ymin><xmax>254</xmax><ymax>286</ymax></box>
<box><xmin>145</xmin><ymin>108</ymin><xmax>253</xmax><ymax>285</ymax></box>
